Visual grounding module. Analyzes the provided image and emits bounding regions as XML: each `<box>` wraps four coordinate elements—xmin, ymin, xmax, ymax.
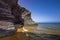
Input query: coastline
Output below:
<box><xmin>0</xmin><ymin>25</ymin><xmax>60</xmax><ymax>40</ymax></box>
<box><xmin>24</xmin><ymin>25</ymin><xmax>60</xmax><ymax>35</ymax></box>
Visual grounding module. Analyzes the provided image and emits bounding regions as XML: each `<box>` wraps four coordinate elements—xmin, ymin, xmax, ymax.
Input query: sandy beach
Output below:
<box><xmin>24</xmin><ymin>25</ymin><xmax>60</xmax><ymax>35</ymax></box>
<box><xmin>0</xmin><ymin>25</ymin><xmax>60</xmax><ymax>40</ymax></box>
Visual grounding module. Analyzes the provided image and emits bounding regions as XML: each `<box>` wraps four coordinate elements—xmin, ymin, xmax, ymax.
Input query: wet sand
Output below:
<box><xmin>24</xmin><ymin>25</ymin><xmax>60</xmax><ymax>40</ymax></box>
<box><xmin>0</xmin><ymin>32</ymin><xmax>26</xmax><ymax>40</ymax></box>
<box><xmin>0</xmin><ymin>25</ymin><xmax>60</xmax><ymax>40</ymax></box>
<box><xmin>24</xmin><ymin>25</ymin><xmax>60</xmax><ymax>35</ymax></box>
<box><xmin>0</xmin><ymin>28</ymin><xmax>26</xmax><ymax>40</ymax></box>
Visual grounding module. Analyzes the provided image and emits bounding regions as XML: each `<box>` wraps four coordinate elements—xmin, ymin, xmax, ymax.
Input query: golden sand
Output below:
<box><xmin>0</xmin><ymin>27</ymin><xmax>30</xmax><ymax>40</ymax></box>
<box><xmin>0</xmin><ymin>28</ymin><xmax>26</xmax><ymax>40</ymax></box>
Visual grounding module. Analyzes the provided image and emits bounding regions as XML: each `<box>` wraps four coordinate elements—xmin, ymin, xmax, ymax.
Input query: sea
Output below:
<box><xmin>37</xmin><ymin>23</ymin><xmax>60</xmax><ymax>31</ymax></box>
<box><xmin>26</xmin><ymin>23</ymin><xmax>60</xmax><ymax>40</ymax></box>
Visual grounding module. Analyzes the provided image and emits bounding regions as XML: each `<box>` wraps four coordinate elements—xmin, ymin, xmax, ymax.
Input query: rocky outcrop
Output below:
<box><xmin>0</xmin><ymin>0</ymin><xmax>35</xmax><ymax>37</ymax></box>
<box><xmin>19</xmin><ymin>7</ymin><xmax>35</xmax><ymax>25</ymax></box>
<box><xmin>0</xmin><ymin>0</ymin><xmax>24</xmax><ymax>37</ymax></box>
<box><xmin>0</xmin><ymin>0</ymin><xmax>24</xmax><ymax>29</ymax></box>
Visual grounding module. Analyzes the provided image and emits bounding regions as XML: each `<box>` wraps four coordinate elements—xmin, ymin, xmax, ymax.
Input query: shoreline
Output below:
<box><xmin>24</xmin><ymin>25</ymin><xmax>60</xmax><ymax>35</ymax></box>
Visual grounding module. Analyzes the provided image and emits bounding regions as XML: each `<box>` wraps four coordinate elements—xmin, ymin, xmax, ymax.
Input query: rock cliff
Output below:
<box><xmin>0</xmin><ymin>0</ymin><xmax>23</xmax><ymax>37</ymax></box>
<box><xmin>19</xmin><ymin>7</ymin><xmax>35</xmax><ymax>25</ymax></box>
<box><xmin>0</xmin><ymin>0</ymin><xmax>35</xmax><ymax>37</ymax></box>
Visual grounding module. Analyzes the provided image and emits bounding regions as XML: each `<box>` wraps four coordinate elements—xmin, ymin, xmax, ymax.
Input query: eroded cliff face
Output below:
<box><xmin>0</xmin><ymin>0</ymin><xmax>35</xmax><ymax>37</ymax></box>
<box><xmin>0</xmin><ymin>0</ymin><xmax>23</xmax><ymax>37</ymax></box>
<box><xmin>19</xmin><ymin>7</ymin><xmax>35</xmax><ymax>25</ymax></box>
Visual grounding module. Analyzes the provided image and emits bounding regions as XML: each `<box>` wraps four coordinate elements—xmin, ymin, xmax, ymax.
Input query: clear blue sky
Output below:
<box><xmin>18</xmin><ymin>0</ymin><xmax>60</xmax><ymax>23</ymax></box>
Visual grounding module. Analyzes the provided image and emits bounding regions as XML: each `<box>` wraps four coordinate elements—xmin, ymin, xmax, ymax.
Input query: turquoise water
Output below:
<box><xmin>37</xmin><ymin>23</ymin><xmax>60</xmax><ymax>30</ymax></box>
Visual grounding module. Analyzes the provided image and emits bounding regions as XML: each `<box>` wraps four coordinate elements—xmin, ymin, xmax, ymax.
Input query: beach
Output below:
<box><xmin>0</xmin><ymin>25</ymin><xmax>60</xmax><ymax>40</ymax></box>
<box><xmin>24</xmin><ymin>25</ymin><xmax>60</xmax><ymax>35</ymax></box>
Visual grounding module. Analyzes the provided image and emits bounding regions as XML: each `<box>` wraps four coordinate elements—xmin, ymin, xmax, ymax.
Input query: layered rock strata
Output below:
<box><xmin>0</xmin><ymin>0</ymin><xmax>23</xmax><ymax>37</ymax></box>
<box><xmin>0</xmin><ymin>0</ymin><xmax>35</xmax><ymax>37</ymax></box>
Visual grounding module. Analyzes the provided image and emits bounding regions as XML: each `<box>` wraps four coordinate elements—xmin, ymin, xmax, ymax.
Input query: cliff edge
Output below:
<box><xmin>19</xmin><ymin>7</ymin><xmax>35</xmax><ymax>25</ymax></box>
<box><xmin>0</xmin><ymin>0</ymin><xmax>35</xmax><ymax>37</ymax></box>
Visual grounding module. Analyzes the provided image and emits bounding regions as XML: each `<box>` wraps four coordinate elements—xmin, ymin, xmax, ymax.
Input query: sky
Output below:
<box><xmin>18</xmin><ymin>0</ymin><xmax>60</xmax><ymax>23</ymax></box>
